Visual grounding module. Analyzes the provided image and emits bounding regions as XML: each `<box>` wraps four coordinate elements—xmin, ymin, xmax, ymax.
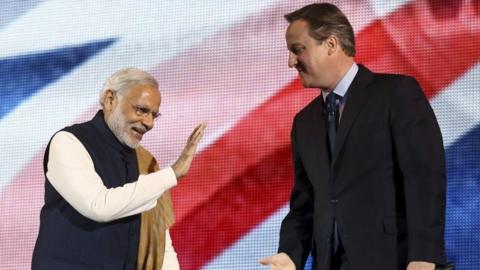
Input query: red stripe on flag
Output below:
<box><xmin>175</xmin><ymin>145</ymin><xmax>293</xmax><ymax>270</ymax></box>
<box><xmin>355</xmin><ymin>0</ymin><xmax>480</xmax><ymax>99</ymax></box>
<box><xmin>171</xmin><ymin>78</ymin><xmax>316</xmax><ymax>269</ymax></box>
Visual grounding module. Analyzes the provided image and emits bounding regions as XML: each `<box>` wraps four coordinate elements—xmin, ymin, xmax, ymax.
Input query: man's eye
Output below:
<box><xmin>292</xmin><ymin>47</ymin><xmax>303</xmax><ymax>55</ymax></box>
<box><xmin>135</xmin><ymin>106</ymin><xmax>148</xmax><ymax>114</ymax></box>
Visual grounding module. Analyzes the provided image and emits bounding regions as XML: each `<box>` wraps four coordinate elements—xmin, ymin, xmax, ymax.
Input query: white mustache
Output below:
<box><xmin>132</xmin><ymin>125</ymin><xmax>147</xmax><ymax>134</ymax></box>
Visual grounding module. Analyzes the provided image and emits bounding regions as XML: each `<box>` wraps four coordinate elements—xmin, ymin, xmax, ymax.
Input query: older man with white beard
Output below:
<box><xmin>32</xmin><ymin>68</ymin><xmax>206</xmax><ymax>270</ymax></box>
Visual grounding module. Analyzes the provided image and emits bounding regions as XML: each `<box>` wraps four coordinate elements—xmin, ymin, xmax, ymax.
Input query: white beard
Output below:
<box><xmin>106</xmin><ymin>106</ymin><xmax>140</xmax><ymax>149</ymax></box>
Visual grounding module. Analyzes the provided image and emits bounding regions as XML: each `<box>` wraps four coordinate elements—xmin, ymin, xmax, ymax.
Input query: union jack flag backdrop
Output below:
<box><xmin>0</xmin><ymin>1</ymin><xmax>479</xmax><ymax>269</ymax></box>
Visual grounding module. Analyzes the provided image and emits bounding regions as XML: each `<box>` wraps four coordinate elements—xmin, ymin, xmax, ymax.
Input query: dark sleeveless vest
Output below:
<box><xmin>32</xmin><ymin>111</ymin><xmax>141</xmax><ymax>270</ymax></box>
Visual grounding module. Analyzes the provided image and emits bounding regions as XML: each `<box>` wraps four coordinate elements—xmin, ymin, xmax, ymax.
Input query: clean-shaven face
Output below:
<box><xmin>286</xmin><ymin>20</ymin><xmax>334</xmax><ymax>89</ymax></box>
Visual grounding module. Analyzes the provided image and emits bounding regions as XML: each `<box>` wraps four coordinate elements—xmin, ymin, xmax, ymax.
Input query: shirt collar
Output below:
<box><xmin>322</xmin><ymin>62</ymin><xmax>358</xmax><ymax>100</ymax></box>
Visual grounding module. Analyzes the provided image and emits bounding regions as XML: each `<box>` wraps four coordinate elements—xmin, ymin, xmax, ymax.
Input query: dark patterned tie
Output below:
<box><xmin>326</xmin><ymin>92</ymin><xmax>342</xmax><ymax>255</ymax></box>
<box><xmin>326</xmin><ymin>92</ymin><xmax>340</xmax><ymax>156</ymax></box>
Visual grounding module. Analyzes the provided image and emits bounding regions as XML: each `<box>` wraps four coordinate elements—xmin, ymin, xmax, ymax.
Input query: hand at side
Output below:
<box><xmin>407</xmin><ymin>261</ymin><xmax>435</xmax><ymax>270</ymax></box>
<box><xmin>259</xmin><ymin>253</ymin><xmax>296</xmax><ymax>270</ymax></box>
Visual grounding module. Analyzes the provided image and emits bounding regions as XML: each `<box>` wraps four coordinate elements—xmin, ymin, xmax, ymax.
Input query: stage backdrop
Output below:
<box><xmin>0</xmin><ymin>1</ymin><xmax>479</xmax><ymax>269</ymax></box>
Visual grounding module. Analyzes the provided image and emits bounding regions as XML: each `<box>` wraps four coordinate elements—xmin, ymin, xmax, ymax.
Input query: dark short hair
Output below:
<box><xmin>285</xmin><ymin>3</ymin><xmax>356</xmax><ymax>56</ymax></box>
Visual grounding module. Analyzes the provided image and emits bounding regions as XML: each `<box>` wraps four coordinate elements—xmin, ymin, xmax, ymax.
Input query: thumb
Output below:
<box><xmin>259</xmin><ymin>255</ymin><xmax>276</xmax><ymax>265</ymax></box>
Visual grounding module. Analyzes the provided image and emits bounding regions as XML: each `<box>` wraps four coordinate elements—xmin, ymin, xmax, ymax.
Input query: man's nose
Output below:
<box><xmin>142</xmin><ymin>114</ymin><xmax>154</xmax><ymax>130</ymax></box>
<box><xmin>288</xmin><ymin>52</ymin><xmax>297</xmax><ymax>68</ymax></box>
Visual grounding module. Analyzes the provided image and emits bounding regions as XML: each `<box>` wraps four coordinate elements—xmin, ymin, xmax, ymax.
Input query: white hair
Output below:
<box><xmin>99</xmin><ymin>68</ymin><xmax>158</xmax><ymax>107</ymax></box>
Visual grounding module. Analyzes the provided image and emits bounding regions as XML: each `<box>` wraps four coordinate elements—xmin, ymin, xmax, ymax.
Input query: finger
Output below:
<box><xmin>193</xmin><ymin>122</ymin><xmax>207</xmax><ymax>137</ymax></box>
<box><xmin>259</xmin><ymin>256</ymin><xmax>275</xmax><ymax>265</ymax></box>
<box><xmin>188</xmin><ymin>126</ymin><xmax>200</xmax><ymax>141</ymax></box>
<box><xmin>188</xmin><ymin>122</ymin><xmax>206</xmax><ymax>142</ymax></box>
<box><xmin>193</xmin><ymin>124</ymin><xmax>206</xmax><ymax>142</ymax></box>
<box><xmin>190</xmin><ymin>122</ymin><xmax>207</xmax><ymax>143</ymax></box>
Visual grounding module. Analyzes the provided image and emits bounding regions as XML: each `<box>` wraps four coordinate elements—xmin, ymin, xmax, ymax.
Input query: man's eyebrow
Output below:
<box><xmin>288</xmin><ymin>43</ymin><xmax>303</xmax><ymax>50</ymax></box>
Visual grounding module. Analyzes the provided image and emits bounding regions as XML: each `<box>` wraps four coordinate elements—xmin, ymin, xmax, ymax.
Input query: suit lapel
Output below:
<box><xmin>319</xmin><ymin>96</ymin><xmax>329</xmax><ymax>161</ymax></box>
<box><xmin>332</xmin><ymin>65</ymin><xmax>374</xmax><ymax>165</ymax></box>
<box><xmin>304</xmin><ymin>95</ymin><xmax>331</xmax><ymax>168</ymax></box>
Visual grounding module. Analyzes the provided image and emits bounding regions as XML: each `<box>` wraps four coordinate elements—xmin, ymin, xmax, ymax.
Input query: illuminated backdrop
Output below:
<box><xmin>0</xmin><ymin>1</ymin><xmax>479</xmax><ymax>269</ymax></box>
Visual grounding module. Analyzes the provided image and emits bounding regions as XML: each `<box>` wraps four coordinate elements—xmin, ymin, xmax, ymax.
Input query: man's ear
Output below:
<box><xmin>103</xmin><ymin>89</ymin><xmax>117</xmax><ymax>112</ymax></box>
<box><xmin>325</xmin><ymin>35</ymin><xmax>339</xmax><ymax>55</ymax></box>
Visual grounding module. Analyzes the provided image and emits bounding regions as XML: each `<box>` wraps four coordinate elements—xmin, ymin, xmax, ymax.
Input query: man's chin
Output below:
<box><xmin>127</xmin><ymin>138</ymin><xmax>141</xmax><ymax>149</ymax></box>
<box><xmin>125</xmin><ymin>142</ymin><xmax>140</xmax><ymax>149</ymax></box>
<box><xmin>119</xmin><ymin>134</ymin><xmax>140</xmax><ymax>149</ymax></box>
<box><xmin>300</xmin><ymin>78</ymin><xmax>321</xmax><ymax>89</ymax></box>
<box><xmin>299</xmin><ymin>75</ymin><xmax>311</xmax><ymax>87</ymax></box>
<box><xmin>300</xmin><ymin>79</ymin><xmax>312</xmax><ymax>88</ymax></box>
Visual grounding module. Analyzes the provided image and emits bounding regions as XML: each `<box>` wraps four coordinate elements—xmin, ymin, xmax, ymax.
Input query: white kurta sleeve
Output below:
<box><xmin>46</xmin><ymin>131</ymin><xmax>177</xmax><ymax>222</ymax></box>
<box><xmin>162</xmin><ymin>229</ymin><xmax>180</xmax><ymax>270</ymax></box>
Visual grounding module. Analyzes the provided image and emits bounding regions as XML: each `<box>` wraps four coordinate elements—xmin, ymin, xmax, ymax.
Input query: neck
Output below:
<box><xmin>326</xmin><ymin>57</ymin><xmax>354</xmax><ymax>91</ymax></box>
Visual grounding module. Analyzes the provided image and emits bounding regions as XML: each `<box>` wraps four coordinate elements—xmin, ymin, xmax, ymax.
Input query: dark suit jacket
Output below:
<box><xmin>278</xmin><ymin>65</ymin><xmax>446</xmax><ymax>270</ymax></box>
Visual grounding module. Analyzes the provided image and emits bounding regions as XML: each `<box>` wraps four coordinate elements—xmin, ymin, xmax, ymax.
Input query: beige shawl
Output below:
<box><xmin>136</xmin><ymin>146</ymin><xmax>175</xmax><ymax>270</ymax></box>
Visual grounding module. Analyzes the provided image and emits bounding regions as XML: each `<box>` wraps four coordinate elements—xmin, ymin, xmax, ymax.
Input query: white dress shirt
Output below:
<box><xmin>322</xmin><ymin>62</ymin><xmax>359</xmax><ymax>120</ymax></box>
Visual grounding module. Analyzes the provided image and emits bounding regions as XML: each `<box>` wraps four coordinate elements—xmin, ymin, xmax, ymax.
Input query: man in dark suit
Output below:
<box><xmin>260</xmin><ymin>3</ymin><xmax>446</xmax><ymax>270</ymax></box>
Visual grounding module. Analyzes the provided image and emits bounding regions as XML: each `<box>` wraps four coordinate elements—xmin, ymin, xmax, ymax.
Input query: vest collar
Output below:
<box><xmin>92</xmin><ymin>110</ymin><xmax>136</xmax><ymax>157</ymax></box>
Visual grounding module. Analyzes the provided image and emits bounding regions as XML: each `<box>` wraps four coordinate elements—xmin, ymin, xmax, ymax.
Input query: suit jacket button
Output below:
<box><xmin>330</xmin><ymin>199</ymin><xmax>339</xmax><ymax>204</ymax></box>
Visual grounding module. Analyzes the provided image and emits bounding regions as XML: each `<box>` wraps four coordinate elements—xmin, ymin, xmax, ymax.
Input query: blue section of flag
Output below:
<box><xmin>445</xmin><ymin>124</ymin><xmax>480</xmax><ymax>269</ymax></box>
<box><xmin>0</xmin><ymin>38</ymin><xmax>116</xmax><ymax>119</ymax></box>
<box><xmin>303</xmin><ymin>255</ymin><xmax>313</xmax><ymax>270</ymax></box>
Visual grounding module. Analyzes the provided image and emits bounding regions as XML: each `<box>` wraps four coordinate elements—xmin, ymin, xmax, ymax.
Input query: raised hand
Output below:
<box><xmin>172</xmin><ymin>122</ymin><xmax>207</xmax><ymax>179</ymax></box>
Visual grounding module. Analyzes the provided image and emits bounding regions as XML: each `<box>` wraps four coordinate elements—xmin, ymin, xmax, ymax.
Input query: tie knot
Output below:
<box><xmin>326</xmin><ymin>92</ymin><xmax>340</xmax><ymax>106</ymax></box>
